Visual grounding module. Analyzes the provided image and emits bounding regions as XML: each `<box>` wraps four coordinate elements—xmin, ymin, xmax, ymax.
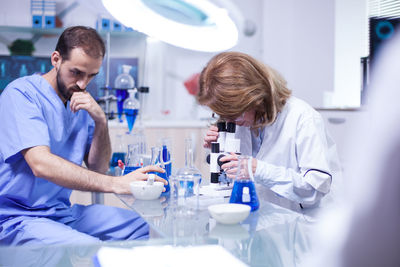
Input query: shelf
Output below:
<box><xmin>0</xmin><ymin>25</ymin><xmax>145</xmax><ymax>45</ymax></box>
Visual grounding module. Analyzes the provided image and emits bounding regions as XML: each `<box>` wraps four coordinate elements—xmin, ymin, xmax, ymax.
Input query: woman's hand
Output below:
<box><xmin>220</xmin><ymin>153</ymin><xmax>239</xmax><ymax>179</ymax></box>
<box><xmin>221</xmin><ymin>154</ymin><xmax>258</xmax><ymax>179</ymax></box>
<box><xmin>203</xmin><ymin>125</ymin><xmax>219</xmax><ymax>148</ymax></box>
<box><xmin>112</xmin><ymin>165</ymin><xmax>168</xmax><ymax>194</ymax></box>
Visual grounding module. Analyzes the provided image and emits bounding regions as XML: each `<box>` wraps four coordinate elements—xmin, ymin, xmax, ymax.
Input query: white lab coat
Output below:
<box><xmin>236</xmin><ymin>96</ymin><xmax>341</xmax><ymax>212</ymax></box>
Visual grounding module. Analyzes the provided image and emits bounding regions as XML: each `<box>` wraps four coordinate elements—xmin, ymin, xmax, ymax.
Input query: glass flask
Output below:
<box><xmin>110</xmin><ymin>134</ymin><xmax>126</xmax><ymax>175</ymax></box>
<box><xmin>229</xmin><ymin>155</ymin><xmax>259</xmax><ymax>211</ymax></box>
<box><xmin>123</xmin><ymin>143</ymin><xmax>141</xmax><ymax>175</ymax></box>
<box><xmin>149</xmin><ymin>146</ymin><xmax>170</xmax><ymax>192</ymax></box>
<box><xmin>123</xmin><ymin>89</ymin><xmax>140</xmax><ymax>133</ymax></box>
<box><xmin>115</xmin><ymin>64</ymin><xmax>134</xmax><ymax>122</ymax></box>
<box><xmin>175</xmin><ymin>138</ymin><xmax>202</xmax><ymax>192</ymax></box>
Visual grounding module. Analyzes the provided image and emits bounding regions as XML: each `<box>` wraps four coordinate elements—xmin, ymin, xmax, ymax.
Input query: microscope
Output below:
<box><xmin>201</xmin><ymin>121</ymin><xmax>241</xmax><ymax>197</ymax></box>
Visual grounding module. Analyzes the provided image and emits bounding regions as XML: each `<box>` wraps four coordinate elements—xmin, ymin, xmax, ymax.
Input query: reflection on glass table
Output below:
<box><xmin>116</xmin><ymin>185</ymin><xmax>315</xmax><ymax>266</ymax></box>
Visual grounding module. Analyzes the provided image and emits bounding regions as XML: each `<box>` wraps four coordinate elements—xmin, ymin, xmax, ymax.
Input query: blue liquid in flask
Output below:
<box><xmin>229</xmin><ymin>180</ymin><xmax>259</xmax><ymax>211</ymax></box>
<box><xmin>124</xmin><ymin>108</ymin><xmax>138</xmax><ymax>132</ymax></box>
<box><xmin>123</xmin><ymin>166</ymin><xmax>141</xmax><ymax>175</ymax></box>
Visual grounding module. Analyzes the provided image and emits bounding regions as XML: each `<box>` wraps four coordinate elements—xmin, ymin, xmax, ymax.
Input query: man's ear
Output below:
<box><xmin>50</xmin><ymin>51</ymin><xmax>62</xmax><ymax>70</ymax></box>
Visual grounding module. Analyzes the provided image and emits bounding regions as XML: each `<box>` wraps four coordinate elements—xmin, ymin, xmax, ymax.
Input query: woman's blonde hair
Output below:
<box><xmin>197</xmin><ymin>52</ymin><xmax>291</xmax><ymax>128</ymax></box>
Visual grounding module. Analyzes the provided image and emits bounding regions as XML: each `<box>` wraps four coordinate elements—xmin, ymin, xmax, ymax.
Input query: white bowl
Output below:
<box><xmin>130</xmin><ymin>181</ymin><xmax>164</xmax><ymax>200</ymax></box>
<box><xmin>208</xmin><ymin>203</ymin><xmax>251</xmax><ymax>225</ymax></box>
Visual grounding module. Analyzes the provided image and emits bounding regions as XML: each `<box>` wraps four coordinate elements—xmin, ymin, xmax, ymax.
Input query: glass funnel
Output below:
<box><xmin>115</xmin><ymin>64</ymin><xmax>134</xmax><ymax>122</ymax></box>
<box><xmin>229</xmin><ymin>155</ymin><xmax>259</xmax><ymax>211</ymax></box>
<box><xmin>123</xmin><ymin>89</ymin><xmax>140</xmax><ymax>133</ymax></box>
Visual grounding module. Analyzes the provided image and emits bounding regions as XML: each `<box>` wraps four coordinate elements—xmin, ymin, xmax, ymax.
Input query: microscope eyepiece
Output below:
<box><xmin>226</xmin><ymin>122</ymin><xmax>236</xmax><ymax>133</ymax></box>
<box><xmin>217</xmin><ymin>121</ymin><xmax>226</xmax><ymax>132</ymax></box>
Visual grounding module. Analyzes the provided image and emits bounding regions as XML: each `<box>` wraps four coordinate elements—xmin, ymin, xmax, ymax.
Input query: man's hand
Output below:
<box><xmin>70</xmin><ymin>91</ymin><xmax>106</xmax><ymax>123</ymax></box>
<box><xmin>112</xmin><ymin>165</ymin><xmax>169</xmax><ymax>194</ymax></box>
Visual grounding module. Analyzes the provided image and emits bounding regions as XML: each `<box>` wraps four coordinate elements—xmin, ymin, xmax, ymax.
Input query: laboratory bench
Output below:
<box><xmin>0</xmin><ymin>185</ymin><xmax>316</xmax><ymax>267</ymax></box>
<box><xmin>70</xmin><ymin>120</ymin><xmax>210</xmax><ymax>207</ymax></box>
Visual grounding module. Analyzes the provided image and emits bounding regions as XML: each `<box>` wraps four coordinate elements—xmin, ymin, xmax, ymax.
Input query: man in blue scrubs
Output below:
<box><xmin>0</xmin><ymin>26</ymin><xmax>166</xmax><ymax>245</ymax></box>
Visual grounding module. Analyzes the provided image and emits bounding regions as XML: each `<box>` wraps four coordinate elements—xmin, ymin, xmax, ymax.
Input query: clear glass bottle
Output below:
<box><xmin>229</xmin><ymin>155</ymin><xmax>259</xmax><ymax>211</ymax></box>
<box><xmin>175</xmin><ymin>138</ymin><xmax>202</xmax><ymax>193</ymax></box>
<box><xmin>123</xmin><ymin>89</ymin><xmax>140</xmax><ymax>133</ymax></box>
<box><xmin>115</xmin><ymin>64</ymin><xmax>135</xmax><ymax>122</ymax></box>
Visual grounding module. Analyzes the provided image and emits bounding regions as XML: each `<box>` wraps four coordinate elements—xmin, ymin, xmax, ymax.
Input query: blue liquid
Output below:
<box><xmin>124</xmin><ymin>108</ymin><xmax>138</xmax><ymax>132</ymax></box>
<box><xmin>164</xmin><ymin>162</ymin><xmax>172</xmax><ymax>177</ymax></box>
<box><xmin>123</xmin><ymin>166</ymin><xmax>140</xmax><ymax>175</ymax></box>
<box><xmin>116</xmin><ymin>90</ymin><xmax>128</xmax><ymax>122</ymax></box>
<box><xmin>110</xmin><ymin>152</ymin><xmax>126</xmax><ymax>167</ymax></box>
<box><xmin>229</xmin><ymin>180</ymin><xmax>259</xmax><ymax>211</ymax></box>
<box><xmin>149</xmin><ymin>171</ymin><xmax>170</xmax><ymax>192</ymax></box>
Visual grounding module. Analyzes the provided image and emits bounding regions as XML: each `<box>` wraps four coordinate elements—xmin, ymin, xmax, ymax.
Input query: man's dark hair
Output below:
<box><xmin>55</xmin><ymin>26</ymin><xmax>105</xmax><ymax>60</ymax></box>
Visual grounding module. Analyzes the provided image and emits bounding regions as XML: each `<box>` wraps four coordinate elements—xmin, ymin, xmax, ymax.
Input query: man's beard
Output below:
<box><xmin>56</xmin><ymin>70</ymin><xmax>81</xmax><ymax>102</ymax></box>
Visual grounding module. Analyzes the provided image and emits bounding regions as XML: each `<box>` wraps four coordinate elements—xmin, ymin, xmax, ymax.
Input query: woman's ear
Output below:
<box><xmin>50</xmin><ymin>51</ymin><xmax>62</xmax><ymax>70</ymax></box>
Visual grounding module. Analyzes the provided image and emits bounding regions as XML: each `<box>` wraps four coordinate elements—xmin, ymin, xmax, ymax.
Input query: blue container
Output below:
<box><xmin>229</xmin><ymin>180</ymin><xmax>259</xmax><ymax>211</ymax></box>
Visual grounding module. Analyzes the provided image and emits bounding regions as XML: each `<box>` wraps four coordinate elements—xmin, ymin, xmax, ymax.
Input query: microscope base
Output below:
<box><xmin>199</xmin><ymin>184</ymin><xmax>233</xmax><ymax>197</ymax></box>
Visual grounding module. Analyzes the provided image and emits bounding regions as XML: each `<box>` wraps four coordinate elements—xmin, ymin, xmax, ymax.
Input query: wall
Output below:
<box><xmin>262</xmin><ymin>0</ymin><xmax>368</xmax><ymax>108</ymax></box>
<box><xmin>262</xmin><ymin>0</ymin><xmax>335</xmax><ymax>108</ymax></box>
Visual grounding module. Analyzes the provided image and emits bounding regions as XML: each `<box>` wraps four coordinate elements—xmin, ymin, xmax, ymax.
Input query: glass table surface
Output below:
<box><xmin>0</xmin><ymin>186</ymin><xmax>316</xmax><ymax>267</ymax></box>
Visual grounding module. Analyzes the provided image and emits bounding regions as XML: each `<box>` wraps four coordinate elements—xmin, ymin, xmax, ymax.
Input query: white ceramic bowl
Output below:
<box><xmin>208</xmin><ymin>203</ymin><xmax>251</xmax><ymax>225</ymax></box>
<box><xmin>130</xmin><ymin>181</ymin><xmax>164</xmax><ymax>200</ymax></box>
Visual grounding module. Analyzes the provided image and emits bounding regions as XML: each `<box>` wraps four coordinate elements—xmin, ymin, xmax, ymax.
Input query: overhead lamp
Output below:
<box><xmin>101</xmin><ymin>0</ymin><xmax>239</xmax><ymax>52</ymax></box>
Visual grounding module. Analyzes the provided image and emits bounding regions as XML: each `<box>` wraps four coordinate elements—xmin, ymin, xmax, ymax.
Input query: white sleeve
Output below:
<box><xmin>254</xmin><ymin>116</ymin><xmax>333</xmax><ymax>207</ymax></box>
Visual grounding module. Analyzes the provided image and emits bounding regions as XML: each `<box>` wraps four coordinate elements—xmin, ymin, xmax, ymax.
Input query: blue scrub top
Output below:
<box><xmin>0</xmin><ymin>74</ymin><xmax>95</xmax><ymax>220</ymax></box>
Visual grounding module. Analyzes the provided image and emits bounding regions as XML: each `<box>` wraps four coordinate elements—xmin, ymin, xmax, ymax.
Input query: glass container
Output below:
<box><xmin>229</xmin><ymin>155</ymin><xmax>259</xmax><ymax>211</ymax></box>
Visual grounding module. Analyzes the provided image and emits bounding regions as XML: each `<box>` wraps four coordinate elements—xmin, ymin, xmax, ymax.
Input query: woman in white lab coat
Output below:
<box><xmin>197</xmin><ymin>52</ymin><xmax>340</xmax><ymax>211</ymax></box>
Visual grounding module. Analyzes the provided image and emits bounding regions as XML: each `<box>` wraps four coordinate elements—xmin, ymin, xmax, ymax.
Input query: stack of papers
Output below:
<box><xmin>94</xmin><ymin>245</ymin><xmax>248</xmax><ymax>267</ymax></box>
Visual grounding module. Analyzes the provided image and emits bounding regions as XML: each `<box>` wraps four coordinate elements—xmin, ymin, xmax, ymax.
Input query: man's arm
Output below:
<box><xmin>22</xmin><ymin>146</ymin><xmax>166</xmax><ymax>194</ymax></box>
<box><xmin>70</xmin><ymin>91</ymin><xmax>111</xmax><ymax>173</ymax></box>
<box><xmin>85</xmin><ymin>118</ymin><xmax>111</xmax><ymax>174</ymax></box>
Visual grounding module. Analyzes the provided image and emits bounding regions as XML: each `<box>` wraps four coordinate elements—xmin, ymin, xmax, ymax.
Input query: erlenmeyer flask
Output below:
<box><xmin>149</xmin><ymin>146</ymin><xmax>170</xmax><ymax>192</ymax></box>
<box><xmin>175</xmin><ymin>138</ymin><xmax>202</xmax><ymax>192</ymax></box>
<box><xmin>229</xmin><ymin>155</ymin><xmax>259</xmax><ymax>211</ymax></box>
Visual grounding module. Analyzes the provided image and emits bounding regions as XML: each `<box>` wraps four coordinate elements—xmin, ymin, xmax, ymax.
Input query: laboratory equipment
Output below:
<box><xmin>123</xmin><ymin>143</ymin><xmax>141</xmax><ymax>175</ymax></box>
<box><xmin>175</xmin><ymin>138</ymin><xmax>202</xmax><ymax>193</ymax></box>
<box><xmin>229</xmin><ymin>155</ymin><xmax>259</xmax><ymax>211</ymax></box>
<box><xmin>110</xmin><ymin>134</ymin><xmax>126</xmax><ymax>175</ymax></box>
<box><xmin>115</xmin><ymin>64</ymin><xmax>135</xmax><ymax>122</ymax></box>
<box><xmin>123</xmin><ymin>88</ymin><xmax>140</xmax><ymax>133</ymax></box>
<box><xmin>207</xmin><ymin>121</ymin><xmax>241</xmax><ymax>185</ymax></box>
<box><xmin>161</xmin><ymin>138</ymin><xmax>172</xmax><ymax>178</ymax></box>
<box><xmin>149</xmin><ymin>146</ymin><xmax>170</xmax><ymax>192</ymax></box>
<box><xmin>208</xmin><ymin>203</ymin><xmax>250</xmax><ymax>225</ymax></box>
<box><xmin>130</xmin><ymin>180</ymin><xmax>164</xmax><ymax>201</ymax></box>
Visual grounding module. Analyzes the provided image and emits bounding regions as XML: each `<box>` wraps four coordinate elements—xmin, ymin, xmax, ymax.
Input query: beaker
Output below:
<box><xmin>123</xmin><ymin>143</ymin><xmax>141</xmax><ymax>175</ymax></box>
<box><xmin>229</xmin><ymin>155</ymin><xmax>259</xmax><ymax>211</ymax></box>
<box><xmin>149</xmin><ymin>146</ymin><xmax>170</xmax><ymax>192</ymax></box>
